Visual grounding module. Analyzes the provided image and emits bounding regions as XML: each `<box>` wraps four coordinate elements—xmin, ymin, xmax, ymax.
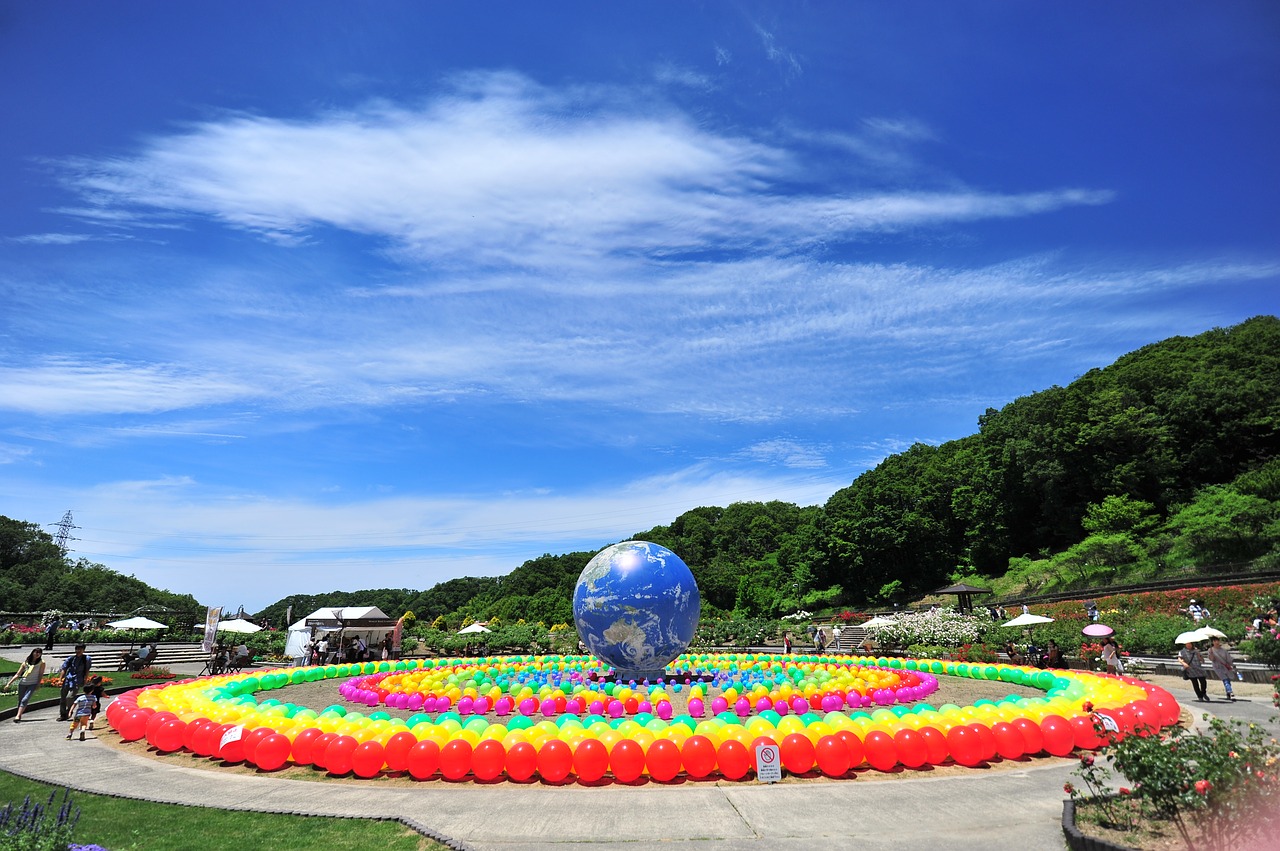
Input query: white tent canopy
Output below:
<box><xmin>108</xmin><ymin>616</ymin><xmax>167</xmax><ymax>630</ymax></box>
<box><xmin>1002</xmin><ymin>613</ymin><xmax>1054</xmax><ymax>628</ymax></box>
<box><xmin>860</xmin><ymin>616</ymin><xmax>896</xmax><ymax>628</ymax></box>
<box><xmin>216</xmin><ymin>618</ymin><xmax>262</xmax><ymax>634</ymax></box>
<box><xmin>284</xmin><ymin>605</ymin><xmax>394</xmax><ymax>661</ymax></box>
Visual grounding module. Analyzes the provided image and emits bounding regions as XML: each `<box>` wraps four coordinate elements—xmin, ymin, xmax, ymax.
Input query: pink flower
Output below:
<box><xmin>1080</xmin><ymin>754</ymin><xmax>1095</xmax><ymax>767</ymax></box>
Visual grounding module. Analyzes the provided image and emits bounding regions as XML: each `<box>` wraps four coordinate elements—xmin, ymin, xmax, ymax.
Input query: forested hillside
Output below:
<box><xmin>7</xmin><ymin>317</ymin><xmax>1278</xmax><ymax>627</ymax></box>
<box><xmin>0</xmin><ymin>517</ymin><xmax>201</xmax><ymax>615</ymax></box>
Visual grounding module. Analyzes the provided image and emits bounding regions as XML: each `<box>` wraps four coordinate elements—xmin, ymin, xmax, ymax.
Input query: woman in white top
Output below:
<box><xmin>3</xmin><ymin>648</ymin><xmax>47</xmax><ymax>722</ymax></box>
<box><xmin>1101</xmin><ymin>638</ymin><xmax>1124</xmax><ymax>675</ymax></box>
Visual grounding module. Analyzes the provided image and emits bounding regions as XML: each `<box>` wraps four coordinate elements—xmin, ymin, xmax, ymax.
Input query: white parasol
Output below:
<box><xmin>1002</xmin><ymin>613</ymin><xmax>1054</xmax><ymax>628</ymax></box>
<box><xmin>456</xmin><ymin>623</ymin><xmax>491</xmax><ymax>635</ymax></box>
<box><xmin>1174</xmin><ymin>630</ymin><xmax>1209</xmax><ymax>645</ymax></box>
<box><xmin>216</xmin><ymin>618</ymin><xmax>263</xmax><ymax>634</ymax></box>
<box><xmin>108</xmin><ymin>616</ymin><xmax>167</xmax><ymax>630</ymax></box>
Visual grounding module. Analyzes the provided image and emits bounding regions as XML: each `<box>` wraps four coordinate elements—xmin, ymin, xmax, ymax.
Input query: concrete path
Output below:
<box><xmin>4</xmin><ymin>643</ymin><xmax>1273</xmax><ymax>850</ymax></box>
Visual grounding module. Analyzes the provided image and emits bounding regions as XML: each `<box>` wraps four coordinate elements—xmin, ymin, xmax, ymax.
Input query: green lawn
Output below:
<box><xmin>0</xmin><ymin>659</ymin><xmax>174</xmax><ymax>711</ymax></box>
<box><xmin>0</xmin><ymin>771</ymin><xmax>444</xmax><ymax>850</ymax></box>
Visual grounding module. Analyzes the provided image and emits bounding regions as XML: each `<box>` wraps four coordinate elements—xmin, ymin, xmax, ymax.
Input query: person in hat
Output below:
<box><xmin>1207</xmin><ymin>637</ymin><xmax>1237</xmax><ymax>701</ymax></box>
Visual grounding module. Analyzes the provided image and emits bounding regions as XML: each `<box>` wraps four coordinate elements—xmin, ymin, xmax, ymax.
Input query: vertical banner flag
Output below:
<box><xmin>202</xmin><ymin>606</ymin><xmax>222</xmax><ymax>653</ymax></box>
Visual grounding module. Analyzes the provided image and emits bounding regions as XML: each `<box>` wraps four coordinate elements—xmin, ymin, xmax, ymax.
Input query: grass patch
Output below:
<box><xmin>0</xmin><ymin>659</ymin><xmax>174</xmax><ymax>712</ymax></box>
<box><xmin>0</xmin><ymin>771</ymin><xmax>445</xmax><ymax>851</ymax></box>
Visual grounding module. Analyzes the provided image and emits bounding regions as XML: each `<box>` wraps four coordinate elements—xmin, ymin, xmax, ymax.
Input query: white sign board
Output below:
<box><xmin>755</xmin><ymin>743</ymin><xmax>782</xmax><ymax>783</ymax></box>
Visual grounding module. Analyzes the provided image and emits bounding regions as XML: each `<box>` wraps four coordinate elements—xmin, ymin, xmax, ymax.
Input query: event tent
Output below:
<box><xmin>283</xmin><ymin>606</ymin><xmax>396</xmax><ymax>660</ymax></box>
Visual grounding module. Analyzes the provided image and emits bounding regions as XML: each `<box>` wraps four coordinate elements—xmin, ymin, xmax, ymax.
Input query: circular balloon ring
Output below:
<box><xmin>108</xmin><ymin>652</ymin><xmax>1180</xmax><ymax>783</ymax></box>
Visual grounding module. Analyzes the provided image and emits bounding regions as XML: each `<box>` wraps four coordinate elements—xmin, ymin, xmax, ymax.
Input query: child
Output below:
<box><xmin>86</xmin><ymin>675</ymin><xmax>105</xmax><ymax>730</ymax></box>
<box><xmin>67</xmin><ymin>684</ymin><xmax>94</xmax><ymax>740</ymax></box>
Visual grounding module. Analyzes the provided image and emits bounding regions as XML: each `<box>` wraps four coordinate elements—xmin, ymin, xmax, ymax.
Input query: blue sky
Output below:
<box><xmin>2</xmin><ymin>2</ymin><xmax>1276</xmax><ymax>613</ymax></box>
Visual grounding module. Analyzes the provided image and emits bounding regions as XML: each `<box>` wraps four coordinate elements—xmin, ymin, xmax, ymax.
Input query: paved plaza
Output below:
<box><xmin>2</xmin><ymin>645</ymin><xmax>1274</xmax><ymax>850</ymax></box>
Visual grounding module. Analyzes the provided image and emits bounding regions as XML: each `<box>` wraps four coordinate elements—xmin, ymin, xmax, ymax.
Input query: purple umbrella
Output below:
<box><xmin>1082</xmin><ymin>623</ymin><xmax>1114</xmax><ymax>637</ymax></box>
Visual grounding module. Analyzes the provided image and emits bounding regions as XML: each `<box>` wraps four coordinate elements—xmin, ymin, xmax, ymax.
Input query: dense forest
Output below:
<box><xmin>3</xmin><ymin>317</ymin><xmax>1278</xmax><ymax>629</ymax></box>
<box><xmin>256</xmin><ymin>316</ymin><xmax>1279</xmax><ymax>628</ymax></box>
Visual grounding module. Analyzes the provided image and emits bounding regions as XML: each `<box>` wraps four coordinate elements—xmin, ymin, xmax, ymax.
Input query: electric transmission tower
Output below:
<box><xmin>51</xmin><ymin>510</ymin><xmax>79</xmax><ymax>554</ymax></box>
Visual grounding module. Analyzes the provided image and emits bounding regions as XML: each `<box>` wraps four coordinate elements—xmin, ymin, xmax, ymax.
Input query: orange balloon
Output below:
<box><xmin>645</xmin><ymin>739</ymin><xmax>681</xmax><ymax>782</ymax></box>
<box><xmin>681</xmin><ymin>735</ymin><xmax>717</xmax><ymax>779</ymax></box>
<box><xmin>609</xmin><ymin>740</ymin><xmax>646</xmax><ymax>783</ymax></box>
<box><xmin>505</xmin><ymin>741</ymin><xmax>538</xmax><ymax>782</ymax></box>
<box><xmin>407</xmin><ymin>739</ymin><xmax>440</xmax><ymax>780</ymax></box>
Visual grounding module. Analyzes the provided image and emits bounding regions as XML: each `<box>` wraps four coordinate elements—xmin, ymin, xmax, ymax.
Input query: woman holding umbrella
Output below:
<box><xmin>1178</xmin><ymin>639</ymin><xmax>1210</xmax><ymax>702</ymax></box>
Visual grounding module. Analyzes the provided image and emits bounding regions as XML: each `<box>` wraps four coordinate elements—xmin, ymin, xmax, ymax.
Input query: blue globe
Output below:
<box><xmin>573</xmin><ymin>541</ymin><xmax>701</xmax><ymax>682</ymax></box>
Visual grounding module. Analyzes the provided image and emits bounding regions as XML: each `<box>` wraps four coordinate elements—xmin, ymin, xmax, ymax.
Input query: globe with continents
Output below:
<box><xmin>573</xmin><ymin>540</ymin><xmax>701</xmax><ymax>682</ymax></box>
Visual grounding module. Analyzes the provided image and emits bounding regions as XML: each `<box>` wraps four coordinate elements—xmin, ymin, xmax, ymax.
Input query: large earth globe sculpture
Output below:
<box><xmin>572</xmin><ymin>540</ymin><xmax>701</xmax><ymax>682</ymax></box>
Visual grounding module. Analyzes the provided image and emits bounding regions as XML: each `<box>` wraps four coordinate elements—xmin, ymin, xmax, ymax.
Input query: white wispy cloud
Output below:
<box><xmin>0</xmin><ymin>359</ymin><xmax>261</xmax><ymax>416</ymax></box>
<box><xmin>56</xmin><ymin>72</ymin><xmax>1107</xmax><ymax>273</ymax></box>
<box><xmin>8</xmin><ymin>233</ymin><xmax>97</xmax><ymax>245</ymax></box>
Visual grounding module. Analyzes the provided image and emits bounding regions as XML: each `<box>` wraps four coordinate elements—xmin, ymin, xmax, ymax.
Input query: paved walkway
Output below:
<box><xmin>2</xmin><ymin>645</ymin><xmax>1274</xmax><ymax>850</ymax></box>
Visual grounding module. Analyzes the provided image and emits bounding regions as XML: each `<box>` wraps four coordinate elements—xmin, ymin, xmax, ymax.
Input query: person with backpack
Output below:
<box><xmin>57</xmin><ymin>644</ymin><xmax>92</xmax><ymax>722</ymax></box>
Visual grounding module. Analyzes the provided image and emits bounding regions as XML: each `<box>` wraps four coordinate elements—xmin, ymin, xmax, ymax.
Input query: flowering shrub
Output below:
<box><xmin>39</xmin><ymin>675</ymin><xmax>113</xmax><ymax>689</ymax></box>
<box><xmin>1242</xmin><ymin>622</ymin><xmax>1280</xmax><ymax>668</ymax></box>
<box><xmin>129</xmin><ymin>667</ymin><xmax>174</xmax><ymax>680</ymax></box>
<box><xmin>1068</xmin><ymin>715</ymin><xmax>1280</xmax><ymax>850</ymax></box>
<box><xmin>865</xmin><ymin>608</ymin><xmax>984</xmax><ymax>648</ymax></box>
<box><xmin>0</xmin><ymin>787</ymin><xmax>80</xmax><ymax>851</ymax></box>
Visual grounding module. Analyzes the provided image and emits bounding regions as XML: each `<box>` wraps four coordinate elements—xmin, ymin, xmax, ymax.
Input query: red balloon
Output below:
<box><xmin>193</xmin><ymin>723</ymin><xmax>225</xmax><ymax>757</ymax></box>
<box><xmin>645</xmin><ymin>739</ymin><xmax>681</xmax><ymax>783</ymax></box>
<box><xmin>969</xmin><ymin>723</ymin><xmax>998</xmax><ymax>762</ymax></box>
<box><xmin>1012</xmin><ymin>718</ymin><xmax>1044</xmax><ymax>755</ymax></box>
<box><xmin>145</xmin><ymin>711</ymin><xmax>177</xmax><ymax>746</ymax></box>
<box><xmin>749</xmin><ymin>735</ymin><xmax>779</xmax><ymax>767</ymax></box>
<box><xmin>780</xmin><ymin>733</ymin><xmax>815</xmax><ymax>775</ymax></box>
<box><xmin>439</xmin><ymin>739</ymin><xmax>474</xmax><ymax>781</ymax></box>
<box><xmin>893</xmin><ymin>729</ymin><xmax>927</xmax><ymax>769</ymax></box>
<box><xmin>991</xmin><ymin>722</ymin><xmax>1025</xmax><ymax>760</ymax></box>
<box><xmin>918</xmin><ymin>726</ymin><xmax>949</xmax><ymax>765</ymax></box>
<box><xmin>472</xmin><ymin>740</ymin><xmax>506</xmax><ymax>781</ymax></box>
<box><xmin>242</xmin><ymin>727</ymin><xmax>275</xmax><ymax>764</ymax></box>
<box><xmin>1039</xmin><ymin>715</ymin><xmax>1075</xmax><ymax>757</ymax></box>
<box><xmin>407</xmin><ymin>739</ymin><xmax>440</xmax><ymax>780</ymax></box>
<box><xmin>505</xmin><ymin>741</ymin><xmax>538</xmax><ymax>782</ymax></box>
<box><xmin>153</xmin><ymin>719</ymin><xmax>187</xmax><ymax>753</ymax></box>
<box><xmin>255</xmin><ymin>733</ymin><xmax>292</xmax><ymax>772</ymax></box>
<box><xmin>117</xmin><ymin>709</ymin><xmax>149</xmax><ymax>742</ymax></box>
<box><xmin>946</xmin><ymin>725</ymin><xmax>983</xmax><ymax>767</ymax></box>
<box><xmin>351</xmin><ymin>740</ymin><xmax>386</xmax><ymax>778</ymax></box>
<box><xmin>218</xmin><ymin>728</ymin><xmax>247</xmax><ymax>764</ymax></box>
<box><xmin>815</xmin><ymin>735</ymin><xmax>851</xmax><ymax>777</ymax></box>
<box><xmin>181</xmin><ymin>718</ymin><xmax>208</xmax><ymax>751</ymax></box>
<box><xmin>290</xmin><ymin>727</ymin><xmax>323</xmax><ymax>766</ymax></box>
<box><xmin>573</xmin><ymin>739</ymin><xmax>609</xmax><ymax>783</ymax></box>
<box><xmin>835</xmin><ymin>730</ymin><xmax>865</xmax><ymax>768</ymax></box>
<box><xmin>310</xmin><ymin>733</ymin><xmax>338</xmax><ymax>770</ymax></box>
<box><xmin>610</xmin><ymin>740</ymin><xmax>646</xmax><ymax>783</ymax></box>
<box><xmin>681</xmin><ymin>735</ymin><xmax>717</xmax><ymax>779</ymax></box>
<box><xmin>864</xmin><ymin>730</ymin><xmax>899</xmax><ymax>772</ymax></box>
<box><xmin>537</xmin><ymin>739</ymin><xmax>573</xmax><ymax>783</ymax></box>
<box><xmin>1070</xmin><ymin>715</ymin><xmax>1102</xmax><ymax>750</ymax></box>
<box><xmin>717</xmin><ymin>740</ymin><xmax>751</xmax><ymax>780</ymax></box>
<box><xmin>324</xmin><ymin>735</ymin><xmax>359</xmax><ymax>775</ymax></box>
<box><xmin>383</xmin><ymin>731</ymin><xmax>417</xmax><ymax>773</ymax></box>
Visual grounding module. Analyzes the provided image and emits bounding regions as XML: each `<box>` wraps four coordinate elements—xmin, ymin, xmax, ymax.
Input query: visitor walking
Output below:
<box><xmin>57</xmin><ymin>644</ymin><xmax>92</xmax><ymax>721</ymax></box>
<box><xmin>1207</xmin><ymin>637</ymin><xmax>1237</xmax><ymax>701</ymax></box>
<box><xmin>1178</xmin><ymin>641</ymin><xmax>1210</xmax><ymax>702</ymax></box>
<box><xmin>2</xmin><ymin>648</ymin><xmax>46</xmax><ymax>722</ymax></box>
<box><xmin>44</xmin><ymin>617</ymin><xmax>59</xmax><ymax>650</ymax></box>
<box><xmin>1101</xmin><ymin>637</ymin><xmax>1124</xmax><ymax>675</ymax></box>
